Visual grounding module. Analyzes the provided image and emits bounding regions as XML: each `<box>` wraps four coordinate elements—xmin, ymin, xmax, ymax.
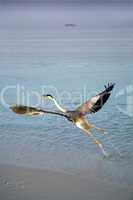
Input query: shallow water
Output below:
<box><xmin>0</xmin><ymin>4</ymin><xmax>133</xmax><ymax>186</ymax></box>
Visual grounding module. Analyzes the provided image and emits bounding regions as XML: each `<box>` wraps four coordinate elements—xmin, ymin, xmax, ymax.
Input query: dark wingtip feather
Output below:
<box><xmin>105</xmin><ymin>83</ymin><xmax>115</xmax><ymax>92</ymax></box>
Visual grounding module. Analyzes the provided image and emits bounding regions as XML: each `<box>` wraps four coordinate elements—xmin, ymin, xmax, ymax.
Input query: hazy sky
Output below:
<box><xmin>1</xmin><ymin>0</ymin><xmax>133</xmax><ymax>4</ymax></box>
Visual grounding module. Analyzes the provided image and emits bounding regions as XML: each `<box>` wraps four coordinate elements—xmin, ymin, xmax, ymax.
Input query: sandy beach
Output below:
<box><xmin>0</xmin><ymin>164</ymin><xmax>132</xmax><ymax>200</ymax></box>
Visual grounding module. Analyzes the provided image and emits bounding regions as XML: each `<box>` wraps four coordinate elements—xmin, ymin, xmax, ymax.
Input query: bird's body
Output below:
<box><xmin>65</xmin><ymin>110</ymin><xmax>82</xmax><ymax>122</ymax></box>
<box><xmin>64</xmin><ymin>110</ymin><xmax>94</xmax><ymax>130</ymax></box>
<box><xmin>10</xmin><ymin>83</ymin><xmax>115</xmax><ymax>156</ymax></box>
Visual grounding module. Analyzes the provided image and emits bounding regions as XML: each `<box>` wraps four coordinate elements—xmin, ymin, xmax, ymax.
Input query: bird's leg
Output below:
<box><xmin>84</xmin><ymin>129</ymin><xmax>108</xmax><ymax>157</ymax></box>
<box><xmin>95</xmin><ymin>127</ymin><xmax>106</xmax><ymax>132</ymax></box>
<box><xmin>94</xmin><ymin>125</ymin><xmax>122</xmax><ymax>157</ymax></box>
<box><xmin>93</xmin><ymin>125</ymin><xmax>112</xmax><ymax>139</ymax></box>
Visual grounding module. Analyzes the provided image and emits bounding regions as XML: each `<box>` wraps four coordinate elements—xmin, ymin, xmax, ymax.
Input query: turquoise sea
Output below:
<box><xmin>0</xmin><ymin>4</ymin><xmax>133</xmax><ymax>186</ymax></box>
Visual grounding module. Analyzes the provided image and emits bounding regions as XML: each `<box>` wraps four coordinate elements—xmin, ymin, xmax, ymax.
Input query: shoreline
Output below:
<box><xmin>0</xmin><ymin>163</ymin><xmax>133</xmax><ymax>200</ymax></box>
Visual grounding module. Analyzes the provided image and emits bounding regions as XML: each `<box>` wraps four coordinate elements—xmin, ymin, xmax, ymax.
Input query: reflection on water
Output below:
<box><xmin>0</xmin><ymin>5</ymin><xmax>133</xmax><ymax>186</ymax></box>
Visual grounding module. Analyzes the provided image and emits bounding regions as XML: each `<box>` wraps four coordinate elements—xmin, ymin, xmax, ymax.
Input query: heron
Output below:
<box><xmin>10</xmin><ymin>83</ymin><xmax>115</xmax><ymax>156</ymax></box>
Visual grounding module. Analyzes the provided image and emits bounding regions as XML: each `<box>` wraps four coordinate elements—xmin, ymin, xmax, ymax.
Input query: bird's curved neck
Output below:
<box><xmin>52</xmin><ymin>98</ymin><xmax>67</xmax><ymax>113</ymax></box>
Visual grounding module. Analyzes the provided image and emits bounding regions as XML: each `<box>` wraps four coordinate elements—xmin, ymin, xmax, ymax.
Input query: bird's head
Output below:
<box><xmin>42</xmin><ymin>94</ymin><xmax>54</xmax><ymax>100</ymax></box>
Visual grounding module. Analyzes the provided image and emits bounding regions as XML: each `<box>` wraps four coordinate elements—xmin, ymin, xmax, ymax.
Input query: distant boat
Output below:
<box><xmin>65</xmin><ymin>24</ymin><xmax>77</xmax><ymax>27</ymax></box>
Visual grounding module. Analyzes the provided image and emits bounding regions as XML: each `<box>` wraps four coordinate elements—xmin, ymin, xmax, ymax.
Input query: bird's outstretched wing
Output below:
<box><xmin>10</xmin><ymin>105</ymin><xmax>67</xmax><ymax>118</ymax></box>
<box><xmin>76</xmin><ymin>83</ymin><xmax>115</xmax><ymax>115</ymax></box>
<box><xmin>10</xmin><ymin>105</ymin><xmax>46</xmax><ymax>115</ymax></box>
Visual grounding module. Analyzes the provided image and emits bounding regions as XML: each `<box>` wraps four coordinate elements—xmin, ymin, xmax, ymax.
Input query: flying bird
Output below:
<box><xmin>10</xmin><ymin>83</ymin><xmax>115</xmax><ymax>156</ymax></box>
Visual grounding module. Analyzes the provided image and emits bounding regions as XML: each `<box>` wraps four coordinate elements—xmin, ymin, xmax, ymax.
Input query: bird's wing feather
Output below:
<box><xmin>10</xmin><ymin>105</ymin><xmax>46</xmax><ymax>115</ymax></box>
<box><xmin>76</xmin><ymin>83</ymin><xmax>115</xmax><ymax>115</ymax></box>
<box><xmin>10</xmin><ymin>105</ymin><xmax>67</xmax><ymax>118</ymax></box>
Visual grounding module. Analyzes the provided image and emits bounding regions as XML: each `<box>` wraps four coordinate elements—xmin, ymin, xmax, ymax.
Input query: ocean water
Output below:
<box><xmin>0</xmin><ymin>4</ymin><xmax>133</xmax><ymax>186</ymax></box>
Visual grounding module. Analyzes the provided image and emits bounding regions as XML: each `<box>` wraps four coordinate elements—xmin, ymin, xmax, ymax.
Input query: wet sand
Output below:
<box><xmin>0</xmin><ymin>164</ymin><xmax>133</xmax><ymax>200</ymax></box>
